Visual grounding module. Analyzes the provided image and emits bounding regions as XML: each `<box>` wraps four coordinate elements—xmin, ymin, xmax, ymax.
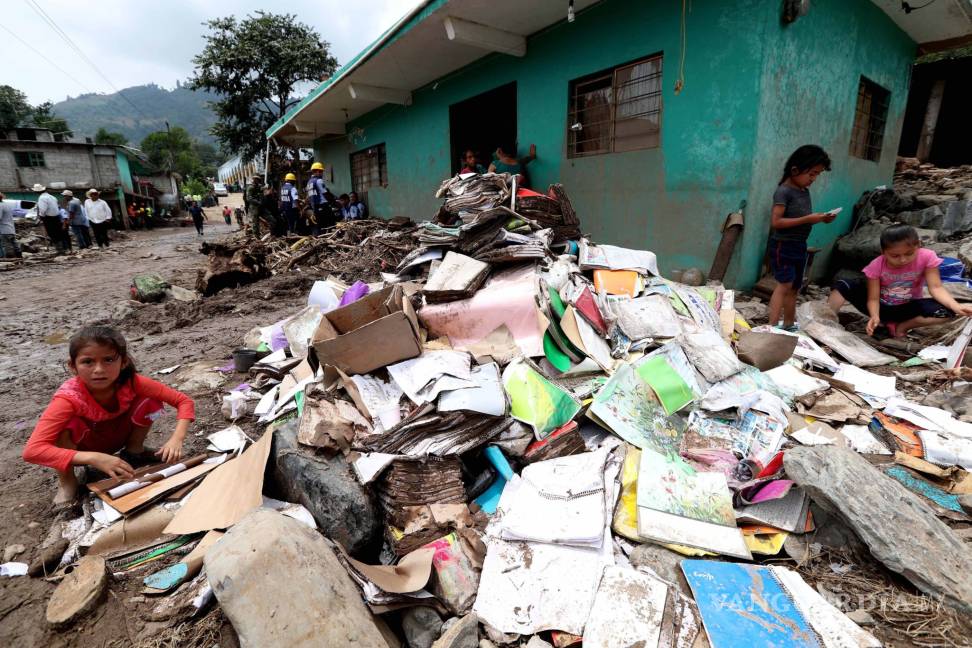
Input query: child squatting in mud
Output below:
<box><xmin>23</xmin><ymin>325</ymin><xmax>195</xmax><ymax>506</ymax></box>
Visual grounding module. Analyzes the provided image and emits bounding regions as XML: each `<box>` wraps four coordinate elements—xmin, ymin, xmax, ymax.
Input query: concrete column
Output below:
<box><xmin>916</xmin><ymin>79</ymin><xmax>946</xmax><ymax>162</ymax></box>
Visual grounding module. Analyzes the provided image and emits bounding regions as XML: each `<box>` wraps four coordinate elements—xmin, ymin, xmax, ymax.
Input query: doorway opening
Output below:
<box><xmin>449</xmin><ymin>82</ymin><xmax>517</xmax><ymax>175</ymax></box>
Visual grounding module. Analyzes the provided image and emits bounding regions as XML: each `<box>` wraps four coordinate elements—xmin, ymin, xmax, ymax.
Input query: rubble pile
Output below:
<box><xmin>19</xmin><ymin>170</ymin><xmax>972</xmax><ymax>648</ymax></box>
<box><xmin>839</xmin><ymin>158</ymin><xmax>972</xmax><ymax>273</ymax></box>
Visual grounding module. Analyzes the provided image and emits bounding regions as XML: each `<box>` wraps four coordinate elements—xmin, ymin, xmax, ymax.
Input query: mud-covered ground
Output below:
<box><xmin>0</xmin><ymin>195</ymin><xmax>313</xmax><ymax>646</ymax></box>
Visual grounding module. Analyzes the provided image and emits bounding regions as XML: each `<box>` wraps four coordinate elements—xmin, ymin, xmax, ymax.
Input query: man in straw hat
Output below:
<box><xmin>84</xmin><ymin>188</ymin><xmax>113</xmax><ymax>249</ymax></box>
<box><xmin>34</xmin><ymin>183</ymin><xmax>66</xmax><ymax>253</ymax></box>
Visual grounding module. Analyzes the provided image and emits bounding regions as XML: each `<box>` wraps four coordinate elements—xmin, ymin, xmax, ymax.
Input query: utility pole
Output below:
<box><xmin>165</xmin><ymin>121</ymin><xmax>181</xmax><ymax>212</ymax></box>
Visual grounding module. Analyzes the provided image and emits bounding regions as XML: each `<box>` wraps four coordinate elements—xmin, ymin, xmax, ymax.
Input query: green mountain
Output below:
<box><xmin>52</xmin><ymin>83</ymin><xmax>219</xmax><ymax>146</ymax></box>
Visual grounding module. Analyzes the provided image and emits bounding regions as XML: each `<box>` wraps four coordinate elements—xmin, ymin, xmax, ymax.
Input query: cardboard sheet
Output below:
<box><xmin>91</xmin><ymin>461</ymin><xmax>217</xmax><ymax>516</ymax></box>
<box><xmin>89</xmin><ymin>506</ymin><xmax>175</xmax><ymax>557</ymax></box>
<box><xmin>346</xmin><ymin>547</ymin><xmax>435</xmax><ymax>594</ymax></box>
<box><xmin>419</xmin><ymin>265</ymin><xmax>546</xmax><ymax>357</ymax></box>
<box><xmin>164</xmin><ymin>430</ymin><xmax>273</xmax><ymax>535</ymax></box>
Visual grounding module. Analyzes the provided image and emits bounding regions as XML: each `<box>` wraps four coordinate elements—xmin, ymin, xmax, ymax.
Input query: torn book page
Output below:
<box><xmin>764</xmin><ymin>364</ymin><xmax>829</xmax><ymax>400</ymax></box>
<box><xmin>840</xmin><ymin>424</ymin><xmax>892</xmax><ymax>455</ymax></box>
<box><xmin>583</xmin><ymin>565</ymin><xmax>668</xmax><ymax>648</ymax></box>
<box><xmin>833</xmin><ymin>363</ymin><xmax>896</xmax><ymax>400</ymax></box>
<box><xmin>438</xmin><ymin>362</ymin><xmax>507</xmax><ymax>416</ymax></box>
<box><xmin>614</xmin><ymin>294</ymin><xmax>682</xmax><ymax>340</ymax></box>
<box><xmin>387</xmin><ymin>350</ymin><xmax>473</xmax><ymax>405</ymax></box>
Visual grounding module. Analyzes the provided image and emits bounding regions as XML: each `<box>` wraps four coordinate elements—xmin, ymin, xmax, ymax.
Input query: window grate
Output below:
<box><xmin>350</xmin><ymin>143</ymin><xmax>387</xmax><ymax>202</ymax></box>
<box><xmin>849</xmin><ymin>77</ymin><xmax>890</xmax><ymax>162</ymax></box>
<box><xmin>14</xmin><ymin>151</ymin><xmax>45</xmax><ymax>167</ymax></box>
<box><xmin>567</xmin><ymin>54</ymin><xmax>663</xmax><ymax>158</ymax></box>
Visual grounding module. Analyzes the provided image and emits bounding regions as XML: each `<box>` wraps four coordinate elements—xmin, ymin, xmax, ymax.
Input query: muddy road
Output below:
<box><xmin>0</xmin><ymin>196</ymin><xmax>311</xmax><ymax>646</ymax></box>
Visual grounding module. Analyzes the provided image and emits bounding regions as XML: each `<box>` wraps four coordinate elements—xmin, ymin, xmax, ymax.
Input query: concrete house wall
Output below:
<box><xmin>313</xmin><ymin>0</ymin><xmax>914</xmax><ymax>286</ymax></box>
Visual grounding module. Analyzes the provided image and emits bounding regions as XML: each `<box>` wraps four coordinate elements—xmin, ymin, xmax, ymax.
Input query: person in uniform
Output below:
<box><xmin>245</xmin><ymin>176</ymin><xmax>266</xmax><ymax>237</ymax></box>
<box><xmin>279</xmin><ymin>172</ymin><xmax>299</xmax><ymax>234</ymax></box>
<box><xmin>305</xmin><ymin>162</ymin><xmax>333</xmax><ymax>233</ymax></box>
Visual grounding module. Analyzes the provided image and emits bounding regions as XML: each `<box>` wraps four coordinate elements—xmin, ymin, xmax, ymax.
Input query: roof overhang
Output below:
<box><xmin>870</xmin><ymin>0</ymin><xmax>972</xmax><ymax>52</ymax></box>
<box><xmin>268</xmin><ymin>0</ymin><xmax>600</xmax><ymax>146</ymax></box>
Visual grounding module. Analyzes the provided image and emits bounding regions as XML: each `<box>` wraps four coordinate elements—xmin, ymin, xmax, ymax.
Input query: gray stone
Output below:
<box><xmin>628</xmin><ymin>542</ymin><xmax>691</xmax><ymax>596</ymax></box>
<box><xmin>110</xmin><ymin>299</ymin><xmax>144</xmax><ymax>322</ymax></box>
<box><xmin>914</xmin><ymin>194</ymin><xmax>957</xmax><ymax>208</ymax></box>
<box><xmin>845</xmin><ymin>609</ymin><xmax>875</xmax><ymax>626</ymax></box>
<box><xmin>940</xmin><ymin>200</ymin><xmax>972</xmax><ymax>238</ymax></box>
<box><xmin>959</xmin><ymin>494</ymin><xmax>972</xmax><ymax>516</ymax></box>
<box><xmin>268</xmin><ymin>420</ymin><xmax>381</xmax><ymax>556</ymax></box>
<box><xmin>165</xmin><ymin>285</ymin><xmax>199</xmax><ymax>302</ymax></box>
<box><xmin>836</xmin><ymin>222</ymin><xmax>885</xmax><ymax>265</ymax></box>
<box><xmin>401</xmin><ymin>606</ymin><xmax>444</xmax><ymax>648</ymax></box>
<box><xmin>46</xmin><ymin>555</ymin><xmax>107</xmax><ymax>627</ymax></box>
<box><xmin>431</xmin><ymin>614</ymin><xmax>478</xmax><ymax>648</ymax></box>
<box><xmin>3</xmin><ymin>544</ymin><xmax>25</xmax><ymax>562</ymax></box>
<box><xmin>897</xmin><ymin>205</ymin><xmax>945</xmax><ymax>230</ymax></box>
<box><xmin>29</xmin><ymin>538</ymin><xmax>69</xmax><ymax>577</ymax></box>
<box><xmin>959</xmin><ymin>238</ymin><xmax>972</xmax><ymax>270</ymax></box>
<box><xmin>205</xmin><ymin>508</ymin><xmax>387</xmax><ymax>648</ymax></box>
<box><xmin>784</xmin><ymin>446</ymin><xmax>972</xmax><ymax>615</ymax></box>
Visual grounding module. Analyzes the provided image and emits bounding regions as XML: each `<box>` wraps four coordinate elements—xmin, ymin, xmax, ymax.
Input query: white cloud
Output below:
<box><xmin>2</xmin><ymin>0</ymin><xmax>422</xmax><ymax>104</ymax></box>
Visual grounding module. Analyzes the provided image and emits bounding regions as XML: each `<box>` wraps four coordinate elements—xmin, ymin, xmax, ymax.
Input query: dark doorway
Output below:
<box><xmin>449</xmin><ymin>82</ymin><xmax>517</xmax><ymax>175</ymax></box>
<box><xmin>898</xmin><ymin>57</ymin><xmax>972</xmax><ymax>167</ymax></box>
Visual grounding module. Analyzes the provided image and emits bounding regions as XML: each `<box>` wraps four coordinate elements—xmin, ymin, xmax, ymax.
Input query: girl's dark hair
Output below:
<box><xmin>68</xmin><ymin>325</ymin><xmax>135</xmax><ymax>384</ymax></box>
<box><xmin>339</xmin><ymin>193</ymin><xmax>350</xmax><ymax>203</ymax></box>
<box><xmin>780</xmin><ymin>145</ymin><xmax>832</xmax><ymax>183</ymax></box>
<box><xmin>880</xmin><ymin>224</ymin><xmax>920</xmax><ymax>249</ymax></box>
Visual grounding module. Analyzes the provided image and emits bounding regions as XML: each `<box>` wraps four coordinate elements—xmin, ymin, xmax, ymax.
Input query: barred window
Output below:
<box><xmin>350</xmin><ymin>143</ymin><xmax>387</xmax><ymax>200</ymax></box>
<box><xmin>849</xmin><ymin>77</ymin><xmax>890</xmax><ymax>162</ymax></box>
<box><xmin>567</xmin><ymin>54</ymin><xmax>662</xmax><ymax>158</ymax></box>
<box><xmin>14</xmin><ymin>151</ymin><xmax>45</xmax><ymax>167</ymax></box>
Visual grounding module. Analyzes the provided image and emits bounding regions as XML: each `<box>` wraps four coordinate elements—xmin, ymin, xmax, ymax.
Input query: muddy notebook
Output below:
<box><xmin>636</xmin><ymin>450</ymin><xmax>751</xmax><ymax>559</ymax></box>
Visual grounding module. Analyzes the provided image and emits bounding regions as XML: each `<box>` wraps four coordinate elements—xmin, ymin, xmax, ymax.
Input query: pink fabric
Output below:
<box><xmin>863</xmin><ymin>248</ymin><xmax>942</xmax><ymax>305</ymax></box>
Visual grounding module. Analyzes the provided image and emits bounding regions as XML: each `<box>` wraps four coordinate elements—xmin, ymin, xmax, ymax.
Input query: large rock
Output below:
<box><xmin>897</xmin><ymin>200</ymin><xmax>972</xmax><ymax>239</ymax></box>
<box><xmin>959</xmin><ymin>238</ymin><xmax>972</xmax><ymax>270</ymax></box>
<box><xmin>268</xmin><ymin>420</ymin><xmax>381</xmax><ymax>557</ymax></box>
<box><xmin>431</xmin><ymin>614</ymin><xmax>478</xmax><ymax>648</ymax></box>
<box><xmin>401</xmin><ymin>606</ymin><xmax>444</xmax><ymax>648</ymax></box>
<box><xmin>205</xmin><ymin>508</ymin><xmax>388</xmax><ymax>647</ymax></box>
<box><xmin>784</xmin><ymin>446</ymin><xmax>972</xmax><ymax>615</ymax></box>
<box><xmin>46</xmin><ymin>555</ymin><xmax>107</xmax><ymax>627</ymax></box>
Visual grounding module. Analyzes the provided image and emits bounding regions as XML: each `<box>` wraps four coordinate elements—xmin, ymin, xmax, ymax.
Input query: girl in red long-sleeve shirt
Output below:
<box><xmin>23</xmin><ymin>325</ymin><xmax>195</xmax><ymax>505</ymax></box>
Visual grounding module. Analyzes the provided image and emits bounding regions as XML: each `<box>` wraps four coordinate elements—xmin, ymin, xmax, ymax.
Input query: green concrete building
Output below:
<box><xmin>268</xmin><ymin>0</ymin><xmax>972</xmax><ymax>287</ymax></box>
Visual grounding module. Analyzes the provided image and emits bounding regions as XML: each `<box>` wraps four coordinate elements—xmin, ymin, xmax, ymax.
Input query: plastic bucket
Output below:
<box><xmin>232</xmin><ymin>349</ymin><xmax>258</xmax><ymax>373</ymax></box>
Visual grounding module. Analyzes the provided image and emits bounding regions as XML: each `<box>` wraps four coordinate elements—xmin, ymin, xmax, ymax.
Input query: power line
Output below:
<box><xmin>22</xmin><ymin>0</ymin><xmax>151</xmax><ymax>118</ymax></box>
<box><xmin>0</xmin><ymin>22</ymin><xmax>94</xmax><ymax>94</ymax></box>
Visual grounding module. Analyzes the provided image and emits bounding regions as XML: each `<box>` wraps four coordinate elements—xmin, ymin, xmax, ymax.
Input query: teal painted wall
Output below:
<box><xmin>739</xmin><ymin>0</ymin><xmax>914</xmax><ymax>285</ymax></box>
<box><xmin>115</xmin><ymin>150</ymin><xmax>135</xmax><ymax>193</ymax></box>
<box><xmin>316</xmin><ymin>0</ymin><xmax>914</xmax><ymax>287</ymax></box>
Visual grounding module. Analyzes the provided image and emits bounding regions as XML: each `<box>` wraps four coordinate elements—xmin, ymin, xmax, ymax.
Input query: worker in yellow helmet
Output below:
<box><xmin>306</xmin><ymin>161</ymin><xmax>333</xmax><ymax>233</ymax></box>
<box><xmin>279</xmin><ymin>172</ymin><xmax>299</xmax><ymax>234</ymax></box>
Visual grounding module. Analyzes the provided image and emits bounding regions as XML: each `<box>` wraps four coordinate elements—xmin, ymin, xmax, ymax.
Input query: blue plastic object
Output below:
<box><xmin>473</xmin><ymin>446</ymin><xmax>514</xmax><ymax>514</ymax></box>
<box><xmin>143</xmin><ymin>562</ymin><xmax>189</xmax><ymax>591</ymax></box>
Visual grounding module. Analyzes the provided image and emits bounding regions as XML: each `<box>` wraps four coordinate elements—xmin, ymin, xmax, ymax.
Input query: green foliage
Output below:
<box><xmin>0</xmin><ymin>85</ymin><xmax>32</xmax><ymax>132</ymax></box>
<box><xmin>94</xmin><ymin>127</ymin><xmax>128</xmax><ymax>145</ymax></box>
<box><xmin>53</xmin><ymin>84</ymin><xmax>219</xmax><ymax>145</ymax></box>
<box><xmin>29</xmin><ymin>102</ymin><xmax>72</xmax><ymax>137</ymax></box>
<box><xmin>192</xmin><ymin>141</ymin><xmax>221</xmax><ymax>177</ymax></box>
<box><xmin>182</xmin><ymin>177</ymin><xmax>208</xmax><ymax>197</ymax></box>
<box><xmin>0</xmin><ymin>86</ymin><xmax>72</xmax><ymax>136</ymax></box>
<box><xmin>141</xmin><ymin>126</ymin><xmax>201</xmax><ymax>177</ymax></box>
<box><xmin>187</xmin><ymin>11</ymin><xmax>337</xmax><ymax>161</ymax></box>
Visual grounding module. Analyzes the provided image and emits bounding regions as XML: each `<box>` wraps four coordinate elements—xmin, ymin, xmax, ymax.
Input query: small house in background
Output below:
<box><xmin>0</xmin><ymin>127</ymin><xmax>175</xmax><ymax>225</ymax></box>
<box><xmin>268</xmin><ymin>0</ymin><xmax>972</xmax><ymax>288</ymax></box>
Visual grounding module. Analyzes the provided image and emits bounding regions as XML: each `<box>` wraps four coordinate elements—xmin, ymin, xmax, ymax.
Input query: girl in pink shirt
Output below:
<box><xmin>23</xmin><ymin>326</ymin><xmax>195</xmax><ymax>505</ymax></box>
<box><xmin>829</xmin><ymin>225</ymin><xmax>972</xmax><ymax>337</ymax></box>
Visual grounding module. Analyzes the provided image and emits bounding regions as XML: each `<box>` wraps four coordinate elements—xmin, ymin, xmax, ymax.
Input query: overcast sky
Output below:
<box><xmin>2</xmin><ymin>0</ymin><xmax>422</xmax><ymax>105</ymax></box>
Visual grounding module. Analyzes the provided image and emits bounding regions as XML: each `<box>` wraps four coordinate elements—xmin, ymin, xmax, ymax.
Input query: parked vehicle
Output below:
<box><xmin>213</xmin><ymin>182</ymin><xmax>228</xmax><ymax>197</ymax></box>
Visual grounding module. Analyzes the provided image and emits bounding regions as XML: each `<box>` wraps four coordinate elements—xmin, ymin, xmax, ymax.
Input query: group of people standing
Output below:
<box><xmin>460</xmin><ymin>144</ymin><xmax>537</xmax><ymax>186</ymax></box>
<box><xmin>243</xmin><ymin>163</ymin><xmax>368</xmax><ymax>238</ymax></box>
<box><xmin>22</xmin><ymin>183</ymin><xmax>113</xmax><ymax>256</ymax></box>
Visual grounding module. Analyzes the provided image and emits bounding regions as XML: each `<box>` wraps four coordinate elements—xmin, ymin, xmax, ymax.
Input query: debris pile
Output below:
<box><xmin>839</xmin><ymin>158</ymin><xmax>972</xmax><ymax>274</ymax></box>
<box><xmin>15</xmin><ymin>171</ymin><xmax>972</xmax><ymax>648</ymax></box>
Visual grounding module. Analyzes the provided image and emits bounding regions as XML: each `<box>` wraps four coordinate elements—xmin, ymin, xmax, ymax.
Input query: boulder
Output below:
<box><xmin>836</xmin><ymin>222</ymin><xmax>885</xmax><ymax>267</ymax></box>
<box><xmin>940</xmin><ymin>200</ymin><xmax>972</xmax><ymax>238</ymax></box>
<box><xmin>431</xmin><ymin>614</ymin><xmax>478</xmax><ymax>648</ymax></box>
<box><xmin>896</xmin><ymin>205</ymin><xmax>945</xmax><ymax>230</ymax></box>
<box><xmin>46</xmin><ymin>555</ymin><xmax>107</xmax><ymax>627</ymax></box>
<box><xmin>402</xmin><ymin>606</ymin><xmax>444</xmax><ymax>648</ymax></box>
<box><xmin>959</xmin><ymin>238</ymin><xmax>972</xmax><ymax>270</ymax></box>
<box><xmin>784</xmin><ymin>446</ymin><xmax>972</xmax><ymax>615</ymax></box>
<box><xmin>914</xmin><ymin>194</ymin><xmax>957</xmax><ymax>208</ymax></box>
<box><xmin>268</xmin><ymin>420</ymin><xmax>381</xmax><ymax>556</ymax></box>
<box><xmin>205</xmin><ymin>508</ymin><xmax>388</xmax><ymax>647</ymax></box>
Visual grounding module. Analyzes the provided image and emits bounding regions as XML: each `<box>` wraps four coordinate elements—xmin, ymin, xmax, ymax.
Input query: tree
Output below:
<box><xmin>192</xmin><ymin>141</ymin><xmax>221</xmax><ymax>178</ymax></box>
<box><xmin>140</xmin><ymin>126</ymin><xmax>200</xmax><ymax>178</ymax></box>
<box><xmin>30</xmin><ymin>102</ymin><xmax>72</xmax><ymax>138</ymax></box>
<box><xmin>94</xmin><ymin>128</ymin><xmax>128</xmax><ymax>145</ymax></box>
<box><xmin>0</xmin><ymin>85</ymin><xmax>32</xmax><ymax>132</ymax></box>
<box><xmin>187</xmin><ymin>12</ymin><xmax>337</xmax><ymax>162</ymax></box>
